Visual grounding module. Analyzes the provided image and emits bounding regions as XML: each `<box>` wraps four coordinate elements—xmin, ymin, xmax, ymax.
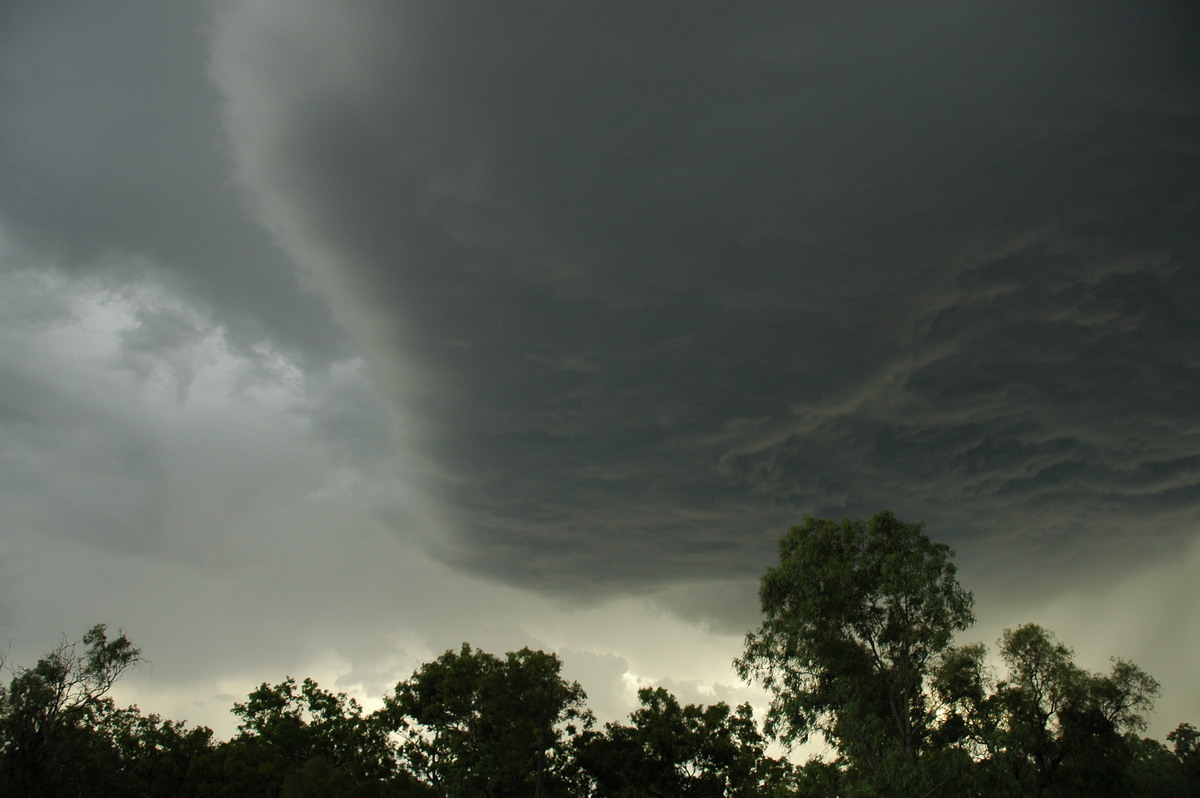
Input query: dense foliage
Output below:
<box><xmin>736</xmin><ymin>512</ymin><xmax>975</xmax><ymax>792</ymax></box>
<box><xmin>2</xmin><ymin>515</ymin><xmax>1196</xmax><ymax>796</ymax></box>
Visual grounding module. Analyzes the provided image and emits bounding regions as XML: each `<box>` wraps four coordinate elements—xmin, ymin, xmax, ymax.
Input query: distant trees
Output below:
<box><xmin>2</xmin><ymin>514</ymin><xmax>1197</xmax><ymax>796</ymax></box>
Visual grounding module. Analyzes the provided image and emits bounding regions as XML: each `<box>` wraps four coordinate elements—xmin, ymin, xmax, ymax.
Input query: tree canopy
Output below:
<box><xmin>736</xmin><ymin>511</ymin><xmax>975</xmax><ymax>794</ymax></box>
<box><xmin>383</xmin><ymin>643</ymin><xmax>589</xmax><ymax>798</ymax></box>
<box><xmin>736</xmin><ymin>512</ymin><xmax>1188</xmax><ymax>798</ymax></box>
<box><xmin>2</xmin><ymin>514</ymin><xmax>1195</xmax><ymax>797</ymax></box>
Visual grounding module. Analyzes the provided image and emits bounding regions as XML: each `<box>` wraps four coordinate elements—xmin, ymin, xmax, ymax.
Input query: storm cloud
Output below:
<box><xmin>213</xmin><ymin>1</ymin><xmax>1200</xmax><ymax>591</ymax></box>
<box><xmin>2</xmin><ymin>0</ymin><xmax>1197</xmax><ymax>738</ymax></box>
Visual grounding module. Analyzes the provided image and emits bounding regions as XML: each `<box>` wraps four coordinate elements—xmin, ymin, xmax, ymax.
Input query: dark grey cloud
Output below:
<box><xmin>213</xmin><ymin>0</ymin><xmax>1200</xmax><ymax>602</ymax></box>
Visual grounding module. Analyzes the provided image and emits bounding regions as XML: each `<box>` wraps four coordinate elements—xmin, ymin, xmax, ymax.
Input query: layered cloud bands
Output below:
<box><xmin>210</xmin><ymin>2</ymin><xmax>1200</xmax><ymax>596</ymax></box>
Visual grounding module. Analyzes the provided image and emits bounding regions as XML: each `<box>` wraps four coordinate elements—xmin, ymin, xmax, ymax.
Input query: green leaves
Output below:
<box><xmin>738</xmin><ymin>515</ymin><xmax>1185</xmax><ymax>797</ymax></box>
<box><xmin>2</xmin><ymin>535</ymin><xmax>1190</xmax><ymax>798</ymax></box>
<box><xmin>0</xmin><ymin>624</ymin><xmax>146</xmax><ymax>797</ymax></box>
<box><xmin>974</xmin><ymin>623</ymin><xmax>1168</xmax><ymax>797</ymax></box>
<box><xmin>737</xmin><ymin>511</ymin><xmax>974</xmax><ymax>793</ymax></box>
<box><xmin>385</xmin><ymin>643</ymin><xmax>589</xmax><ymax>798</ymax></box>
<box><xmin>224</xmin><ymin>675</ymin><xmax>399</xmax><ymax>795</ymax></box>
<box><xmin>575</xmin><ymin>686</ymin><xmax>790</xmax><ymax>798</ymax></box>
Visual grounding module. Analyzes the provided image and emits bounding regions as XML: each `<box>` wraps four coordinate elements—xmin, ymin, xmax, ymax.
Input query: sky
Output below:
<box><xmin>1</xmin><ymin>0</ymin><xmax>1198</xmax><ymax>744</ymax></box>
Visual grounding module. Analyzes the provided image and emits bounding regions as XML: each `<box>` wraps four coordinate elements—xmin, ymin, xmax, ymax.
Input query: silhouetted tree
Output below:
<box><xmin>0</xmin><ymin>624</ymin><xmax>142</xmax><ymax>798</ymax></box>
<box><xmin>384</xmin><ymin>644</ymin><xmax>588</xmax><ymax>798</ymax></box>
<box><xmin>575</xmin><ymin>686</ymin><xmax>790</xmax><ymax>797</ymax></box>
<box><xmin>948</xmin><ymin>623</ymin><xmax>1160</xmax><ymax>797</ymax></box>
<box><xmin>219</xmin><ymin>675</ymin><xmax>407</xmax><ymax>796</ymax></box>
<box><xmin>103</xmin><ymin>707</ymin><xmax>216</xmax><ymax>797</ymax></box>
<box><xmin>4</xmin><ymin>536</ymin><xmax>1190</xmax><ymax>798</ymax></box>
<box><xmin>1169</xmin><ymin>722</ymin><xmax>1200</xmax><ymax>797</ymax></box>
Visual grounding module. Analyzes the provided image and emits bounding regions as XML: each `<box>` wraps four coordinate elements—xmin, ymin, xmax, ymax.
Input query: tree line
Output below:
<box><xmin>2</xmin><ymin>512</ymin><xmax>1197</xmax><ymax>797</ymax></box>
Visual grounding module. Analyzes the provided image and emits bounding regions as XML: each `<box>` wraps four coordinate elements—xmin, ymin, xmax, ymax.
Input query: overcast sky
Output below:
<box><xmin>2</xmin><ymin>0</ymin><xmax>1198</xmax><ymax>742</ymax></box>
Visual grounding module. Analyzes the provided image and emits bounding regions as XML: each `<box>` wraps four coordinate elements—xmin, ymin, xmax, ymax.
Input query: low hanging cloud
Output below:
<box><xmin>211</xmin><ymin>0</ymin><xmax>1200</xmax><ymax>599</ymax></box>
